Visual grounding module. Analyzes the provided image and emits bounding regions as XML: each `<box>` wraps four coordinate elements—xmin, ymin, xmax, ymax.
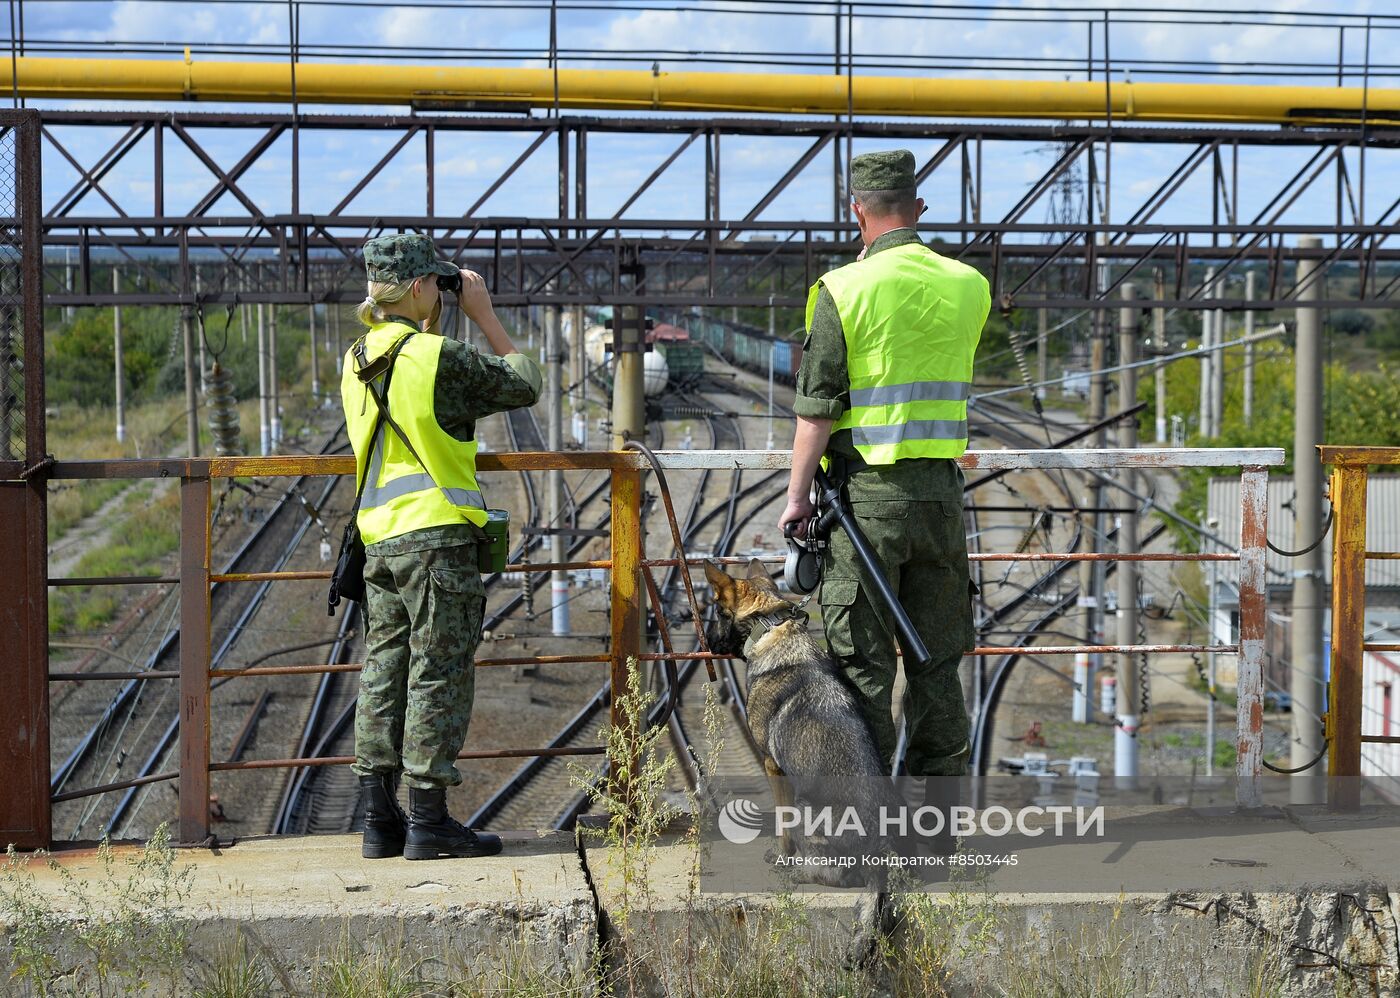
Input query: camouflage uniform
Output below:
<box><xmin>796</xmin><ymin>226</ymin><xmax>979</xmax><ymax>779</ymax></box>
<box><xmin>348</xmin><ymin>235</ymin><xmax>542</xmax><ymax>791</ymax></box>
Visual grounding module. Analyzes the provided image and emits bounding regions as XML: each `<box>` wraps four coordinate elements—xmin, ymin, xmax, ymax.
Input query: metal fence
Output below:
<box><xmin>0</xmin><ymin>109</ymin><xmax>47</xmax><ymax>851</ymax></box>
<box><xmin>22</xmin><ymin>445</ymin><xmax>1287</xmax><ymax>849</ymax></box>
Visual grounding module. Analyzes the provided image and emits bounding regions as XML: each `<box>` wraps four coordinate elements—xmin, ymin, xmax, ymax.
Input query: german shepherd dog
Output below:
<box><xmin>703</xmin><ymin>559</ymin><xmax>905</xmax><ymax>963</ymax></box>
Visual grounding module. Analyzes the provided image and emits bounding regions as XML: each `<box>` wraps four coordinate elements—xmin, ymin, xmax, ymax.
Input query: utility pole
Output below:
<box><xmin>1198</xmin><ymin>266</ymin><xmax>1215</xmax><ymax>438</ymax></box>
<box><xmin>1036</xmin><ymin>307</ymin><xmax>1048</xmax><ymax>400</ymax></box>
<box><xmin>1243</xmin><ymin>270</ymin><xmax>1256</xmax><ymax>427</ymax></box>
<box><xmin>1211</xmin><ymin>281</ymin><xmax>1225</xmax><ymax>439</ymax></box>
<box><xmin>194</xmin><ymin>267</ymin><xmax>207</xmax><ymax>392</ymax></box>
<box><xmin>1291</xmin><ymin>235</ymin><xmax>1326</xmax><ymax>804</ymax></box>
<box><xmin>612</xmin><ymin>255</ymin><xmax>647</xmax><ymax>450</ymax></box>
<box><xmin>767</xmin><ymin>297</ymin><xmax>776</xmax><ymax>449</ymax></box>
<box><xmin>332</xmin><ymin>306</ymin><xmax>342</xmax><ymax>376</ymax></box>
<box><xmin>1115</xmin><ymin>285</ymin><xmax>1140</xmax><ymax>789</ymax></box>
<box><xmin>113</xmin><ymin>266</ymin><xmax>125</xmax><ymax>444</ymax></box>
<box><xmin>181</xmin><ymin>305</ymin><xmax>200</xmax><ymax>458</ymax></box>
<box><xmin>309</xmin><ymin>304</ymin><xmax>319</xmax><ymax>403</ymax></box>
<box><xmin>1081</xmin><ymin>285</ymin><xmax>1109</xmax><ymax>723</ymax></box>
<box><xmin>546</xmin><ymin>304</ymin><xmax>571</xmax><ymax>636</ymax></box>
<box><xmin>572</xmin><ymin>304</ymin><xmax>587</xmax><ymax>447</ymax></box>
<box><xmin>1153</xmin><ymin>268</ymin><xmax>1167</xmax><ymax>444</ymax></box>
<box><xmin>269</xmin><ymin>304</ymin><xmax>281</xmax><ymax>447</ymax></box>
<box><xmin>257</xmin><ymin>302</ymin><xmax>271</xmax><ymax>456</ymax></box>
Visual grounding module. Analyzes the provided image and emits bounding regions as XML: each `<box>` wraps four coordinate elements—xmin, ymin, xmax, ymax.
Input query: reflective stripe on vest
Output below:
<box><xmin>810</xmin><ymin>240</ymin><xmax>988</xmax><ymax>465</ymax></box>
<box><xmin>359</xmin><ymin>425</ymin><xmax>487</xmax><ymax>511</ymax></box>
<box><xmin>342</xmin><ymin>322</ymin><xmax>489</xmax><ymax>544</ymax></box>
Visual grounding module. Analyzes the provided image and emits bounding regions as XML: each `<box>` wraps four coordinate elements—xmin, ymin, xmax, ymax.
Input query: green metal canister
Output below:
<box><xmin>482</xmin><ymin>508</ymin><xmax>510</xmax><ymax>574</ymax></box>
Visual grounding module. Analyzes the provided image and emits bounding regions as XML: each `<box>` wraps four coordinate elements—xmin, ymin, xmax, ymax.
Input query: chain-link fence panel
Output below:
<box><xmin>0</xmin><ymin>124</ymin><xmax>21</xmax><ymax>462</ymax></box>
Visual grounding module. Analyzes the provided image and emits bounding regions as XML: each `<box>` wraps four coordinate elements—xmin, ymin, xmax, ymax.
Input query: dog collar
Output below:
<box><xmin>741</xmin><ymin>605</ymin><xmax>810</xmax><ymax>658</ymax></box>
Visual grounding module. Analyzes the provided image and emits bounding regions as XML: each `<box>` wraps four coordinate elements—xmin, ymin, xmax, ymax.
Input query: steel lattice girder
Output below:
<box><xmin>32</xmin><ymin>110</ymin><xmax>1400</xmax><ymax>310</ymax></box>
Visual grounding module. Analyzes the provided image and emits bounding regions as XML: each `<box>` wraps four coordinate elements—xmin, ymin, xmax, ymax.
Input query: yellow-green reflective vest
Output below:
<box><xmin>341</xmin><ymin>321</ymin><xmax>488</xmax><ymax>545</ymax></box>
<box><xmin>808</xmin><ymin>241</ymin><xmax>989</xmax><ymax>465</ymax></box>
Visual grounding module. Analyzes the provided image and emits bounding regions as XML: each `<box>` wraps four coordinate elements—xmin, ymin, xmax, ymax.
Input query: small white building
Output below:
<box><xmin>1209</xmin><ymin>475</ymin><xmax>1400</xmax><ymax>801</ymax></box>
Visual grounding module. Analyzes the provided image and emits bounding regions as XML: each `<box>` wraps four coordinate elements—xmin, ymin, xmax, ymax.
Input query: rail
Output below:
<box><xmin>38</xmin><ymin>446</ymin><xmax>1284</xmax><ymax>847</ymax></box>
<box><xmin>1319</xmin><ymin>445</ymin><xmax>1400</xmax><ymax>811</ymax></box>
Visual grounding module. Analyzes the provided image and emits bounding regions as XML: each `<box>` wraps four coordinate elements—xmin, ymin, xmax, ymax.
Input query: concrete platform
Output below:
<box><xmin>2</xmin><ymin>812</ymin><xmax>1398</xmax><ymax>995</ymax></box>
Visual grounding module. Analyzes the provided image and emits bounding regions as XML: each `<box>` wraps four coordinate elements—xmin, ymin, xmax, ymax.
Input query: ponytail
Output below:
<box><xmin>354</xmin><ymin>278</ymin><xmax>416</xmax><ymax>328</ymax></box>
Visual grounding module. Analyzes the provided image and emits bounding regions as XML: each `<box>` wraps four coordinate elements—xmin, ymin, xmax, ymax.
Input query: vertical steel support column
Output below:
<box><xmin>1243</xmin><ymin>270</ymin><xmax>1256</xmax><ymax>427</ymax></box>
<box><xmin>179</xmin><ymin>475</ymin><xmax>213</xmax><ymax>845</ymax></box>
<box><xmin>0</xmin><ymin>110</ymin><xmax>48</xmax><ymax>850</ymax></box>
<box><xmin>1328</xmin><ymin>462</ymin><xmax>1367</xmax><ymax>811</ymax></box>
<box><xmin>608</xmin><ymin>466</ymin><xmax>643</xmax><ymax>802</ymax></box>
<box><xmin>1236</xmin><ymin>466</ymin><xmax>1268</xmax><ymax>809</ymax></box>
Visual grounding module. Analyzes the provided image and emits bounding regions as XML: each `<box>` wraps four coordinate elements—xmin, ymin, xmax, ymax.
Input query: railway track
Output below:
<box><xmin>50</xmin><ymin>427</ymin><xmax>353</xmax><ymax>841</ymax></box>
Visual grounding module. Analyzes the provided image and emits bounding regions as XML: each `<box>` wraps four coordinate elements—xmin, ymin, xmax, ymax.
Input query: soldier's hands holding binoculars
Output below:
<box><xmin>452</xmin><ymin>269</ymin><xmax>494</xmax><ymax>325</ymax></box>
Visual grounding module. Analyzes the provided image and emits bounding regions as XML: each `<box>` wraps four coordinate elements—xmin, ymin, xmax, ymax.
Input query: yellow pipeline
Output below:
<box><xmin>5</xmin><ymin>55</ymin><xmax>1400</xmax><ymax>126</ymax></box>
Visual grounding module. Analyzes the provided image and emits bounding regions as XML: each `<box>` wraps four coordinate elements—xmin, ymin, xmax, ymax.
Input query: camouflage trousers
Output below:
<box><xmin>352</xmin><ymin>542</ymin><xmax>486</xmax><ymax>790</ymax></box>
<box><xmin>818</xmin><ymin>493</ymin><xmax>976</xmax><ymax>778</ymax></box>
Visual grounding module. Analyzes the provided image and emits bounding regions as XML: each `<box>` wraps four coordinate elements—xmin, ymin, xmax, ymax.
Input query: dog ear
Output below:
<box><xmin>703</xmin><ymin>560</ymin><xmax>736</xmax><ymax>606</ymax></box>
<box><xmin>745</xmin><ymin>558</ymin><xmax>773</xmax><ymax>583</ymax></box>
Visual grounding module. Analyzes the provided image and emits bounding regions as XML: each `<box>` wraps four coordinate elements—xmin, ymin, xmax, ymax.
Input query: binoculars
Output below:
<box><xmin>436</xmin><ymin>271</ymin><xmax>463</xmax><ymax>296</ymax></box>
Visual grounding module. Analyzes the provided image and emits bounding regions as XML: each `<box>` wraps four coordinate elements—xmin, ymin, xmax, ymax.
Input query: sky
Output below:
<box><xmin>9</xmin><ymin>1</ymin><xmax>1400</xmax><ymax>257</ymax></box>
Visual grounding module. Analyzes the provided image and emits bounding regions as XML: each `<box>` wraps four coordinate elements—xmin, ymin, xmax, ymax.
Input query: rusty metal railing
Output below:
<box><xmin>1319</xmin><ymin>445</ymin><xmax>1400</xmax><ymax>811</ymax></box>
<box><xmin>40</xmin><ymin>445</ymin><xmax>1284</xmax><ymax>846</ymax></box>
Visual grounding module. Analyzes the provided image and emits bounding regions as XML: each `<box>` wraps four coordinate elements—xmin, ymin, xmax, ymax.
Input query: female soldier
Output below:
<box><xmin>342</xmin><ymin>234</ymin><xmax>541</xmax><ymax>860</ymax></box>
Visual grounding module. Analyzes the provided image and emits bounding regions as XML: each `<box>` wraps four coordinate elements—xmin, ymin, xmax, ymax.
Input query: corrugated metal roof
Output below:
<box><xmin>1209</xmin><ymin>475</ymin><xmax>1400</xmax><ymax>589</ymax></box>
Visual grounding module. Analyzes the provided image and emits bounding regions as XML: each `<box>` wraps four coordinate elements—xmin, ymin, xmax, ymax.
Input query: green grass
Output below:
<box><xmin>49</xmin><ymin>486</ymin><xmax>180</xmax><ymax>636</ymax></box>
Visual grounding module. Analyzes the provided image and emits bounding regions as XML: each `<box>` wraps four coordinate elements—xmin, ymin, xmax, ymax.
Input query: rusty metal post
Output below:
<box><xmin>1327</xmin><ymin>462</ymin><xmax>1367</xmax><ymax>811</ymax></box>
<box><xmin>608</xmin><ymin>466</ymin><xmax>644</xmax><ymax>805</ymax></box>
<box><xmin>1236</xmin><ymin>466</ymin><xmax>1268</xmax><ymax>808</ymax></box>
<box><xmin>179</xmin><ymin>476</ymin><xmax>213</xmax><ymax>844</ymax></box>
<box><xmin>0</xmin><ymin>110</ymin><xmax>50</xmax><ymax>850</ymax></box>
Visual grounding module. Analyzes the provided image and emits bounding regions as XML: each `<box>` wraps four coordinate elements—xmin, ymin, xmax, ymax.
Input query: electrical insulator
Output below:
<box><xmin>205</xmin><ymin>361</ymin><xmax>242</xmax><ymax>456</ymax></box>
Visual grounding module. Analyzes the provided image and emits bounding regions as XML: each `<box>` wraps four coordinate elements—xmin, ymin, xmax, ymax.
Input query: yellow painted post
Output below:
<box><xmin>609</xmin><ymin>466</ymin><xmax>643</xmax><ymax>806</ymax></box>
<box><xmin>1328</xmin><ymin>462</ymin><xmax>1367</xmax><ymax>811</ymax></box>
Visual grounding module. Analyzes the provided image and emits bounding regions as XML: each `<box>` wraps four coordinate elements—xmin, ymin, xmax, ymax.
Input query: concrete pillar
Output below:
<box><xmin>1115</xmin><ymin>285</ymin><xmax>1140</xmax><ymax>789</ymax></box>
<box><xmin>257</xmin><ymin>303</ymin><xmax>271</xmax><ymax>456</ymax></box>
<box><xmin>1199</xmin><ymin>267</ymin><xmax>1215</xmax><ymax>438</ymax></box>
<box><xmin>113</xmin><ymin>267</ymin><xmax>125</xmax><ymax>444</ymax></box>
<box><xmin>1036</xmin><ymin>307</ymin><xmax>1048</xmax><ymax>400</ymax></box>
<box><xmin>309</xmin><ymin>304</ymin><xmax>319</xmax><ymax>402</ymax></box>
<box><xmin>1243</xmin><ymin>270</ymin><xmax>1256</xmax><ymax>427</ymax></box>
<box><xmin>1291</xmin><ymin>235</ymin><xmax>1327</xmax><ymax>804</ymax></box>
<box><xmin>546</xmin><ymin>305</ymin><xmax>570</xmax><ymax>636</ymax></box>
<box><xmin>1153</xmin><ymin>269</ymin><xmax>1167</xmax><ymax>444</ymax></box>
<box><xmin>181</xmin><ymin>305</ymin><xmax>200</xmax><ymax>458</ymax></box>
<box><xmin>1211</xmin><ymin>286</ymin><xmax>1225</xmax><ymax>439</ymax></box>
<box><xmin>269</xmin><ymin>305</ymin><xmax>282</xmax><ymax>446</ymax></box>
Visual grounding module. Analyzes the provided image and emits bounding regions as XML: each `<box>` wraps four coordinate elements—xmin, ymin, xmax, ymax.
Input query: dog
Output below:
<box><xmin>703</xmin><ymin>559</ymin><xmax>906</xmax><ymax>964</ymax></box>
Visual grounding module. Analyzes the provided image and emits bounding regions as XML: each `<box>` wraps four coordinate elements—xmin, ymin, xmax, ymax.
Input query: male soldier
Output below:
<box><xmin>343</xmin><ymin>234</ymin><xmax>541</xmax><ymax>860</ymax></box>
<box><xmin>777</xmin><ymin>150</ymin><xmax>989</xmax><ymax>850</ymax></box>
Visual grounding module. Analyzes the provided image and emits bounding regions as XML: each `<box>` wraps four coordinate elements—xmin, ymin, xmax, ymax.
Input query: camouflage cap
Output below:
<box><xmin>363</xmin><ymin>234</ymin><xmax>459</xmax><ymax>284</ymax></box>
<box><xmin>850</xmin><ymin>149</ymin><xmax>916</xmax><ymax>193</ymax></box>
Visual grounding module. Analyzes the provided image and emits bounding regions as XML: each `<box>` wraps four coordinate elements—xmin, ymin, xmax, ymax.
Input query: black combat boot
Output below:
<box><xmin>404</xmin><ymin>787</ymin><xmax>503</xmax><ymax>861</ymax></box>
<box><xmin>359</xmin><ymin>772</ymin><xmax>409</xmax><ymax>859</ymax></box>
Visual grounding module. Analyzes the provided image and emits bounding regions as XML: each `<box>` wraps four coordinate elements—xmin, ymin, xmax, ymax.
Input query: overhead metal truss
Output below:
<box><xmin>32</xmin><ymin>110</ymin><xmax>1400</xmax><ymax>311</ymax></box>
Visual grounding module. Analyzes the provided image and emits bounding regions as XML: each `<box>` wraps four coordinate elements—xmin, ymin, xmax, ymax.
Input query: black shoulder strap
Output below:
<box><xmin>354</xmin><ymin>333</ymin><xmax>457</xmax><ymax>507</ymax></box>
<box><xmin>349</xmin><ymin>332</ymin><xmax>416</xmax><ymax>511</ymax></box>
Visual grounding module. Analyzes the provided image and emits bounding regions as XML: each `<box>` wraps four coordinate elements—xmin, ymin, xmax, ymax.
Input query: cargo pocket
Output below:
<box><xmin>818</xmin><ymin>576</ymin><xmax>860</xmax><ymax>660</ymax></box>
<box><xmin>427</xmin><ymin>564</ymin><xmax>487</xmax><ymax>654</ymax></box>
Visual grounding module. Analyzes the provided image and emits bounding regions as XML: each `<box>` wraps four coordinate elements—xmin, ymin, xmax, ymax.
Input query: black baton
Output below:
<box><xmin>814</xmin><ymin>468</ymin><xmax>933</xmax><ymax>668</ymax></box>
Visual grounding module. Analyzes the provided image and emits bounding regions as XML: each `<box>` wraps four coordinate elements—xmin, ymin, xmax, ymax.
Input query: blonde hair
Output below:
<box><xmin>355</xmin><ymin>277</ymin><xmax>416</xmax><ymax>328</ymax></box>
